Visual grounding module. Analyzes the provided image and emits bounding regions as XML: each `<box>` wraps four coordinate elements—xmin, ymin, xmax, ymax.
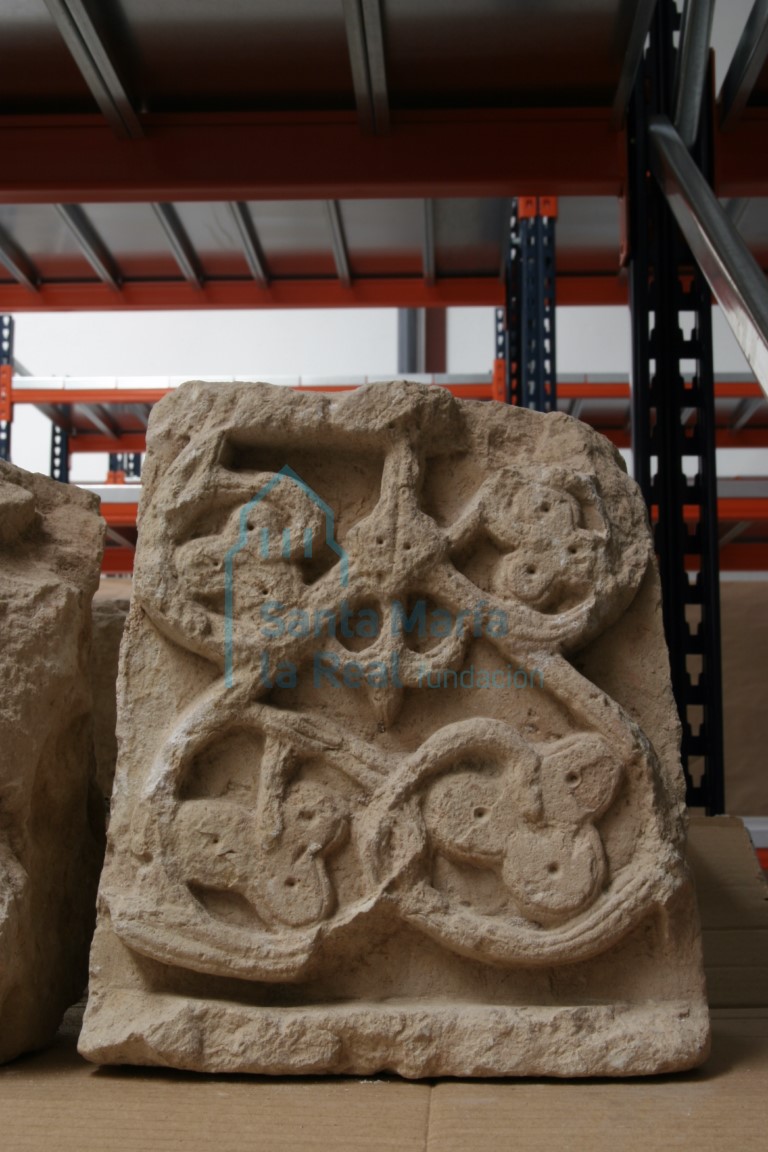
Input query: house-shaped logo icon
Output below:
<box><xmin>224</xmin><ymin>465</ymin><xmax>349</xmax><ymax>686</ymax></box>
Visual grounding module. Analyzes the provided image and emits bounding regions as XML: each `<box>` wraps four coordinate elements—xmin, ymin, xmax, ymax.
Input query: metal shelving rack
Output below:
<box><xmin>3</xmin><ymin>368</ymin><xmax>768</xmax><ymax>578</ymax></box>
<box><xmin>2</xmin><ymin>0</ymin><xmax>768</xmax><ymax>812</ymax></box>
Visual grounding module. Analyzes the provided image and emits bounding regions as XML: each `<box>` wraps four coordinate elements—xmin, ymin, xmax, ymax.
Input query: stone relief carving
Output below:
<box><xmin>80</xmin><ymin>381</ymin><xmax>709</xmax><ymax>1077</ymax></box>
<box><xmin>0</xmin><ymin>461</ymin><xmax>104</xmax><ymax>1063</ymax></box>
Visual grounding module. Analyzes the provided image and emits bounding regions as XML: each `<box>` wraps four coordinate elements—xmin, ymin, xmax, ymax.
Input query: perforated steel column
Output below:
<box><xmin>0</xmin><ymin>315</ymin><xmax>13</xmax><ymax>462</ymax></box>
<box><xmin>628</xmin><ymin>0</ymin><xmax>724</xmax><ymax>812</ymax></box>
<box><xmin>50</xmin><ymin>422</ymin><xmax>69</xmax><ymax>483</ymax></box>
<box><xmin>125</xmin><ymin>452</ymin><xmax>142</xmax><ymax>479</ymax></box>
<box><xmin>500</xmin><ymin>198</ymin><xmax>557</xmax><ymax>412</ymax></box>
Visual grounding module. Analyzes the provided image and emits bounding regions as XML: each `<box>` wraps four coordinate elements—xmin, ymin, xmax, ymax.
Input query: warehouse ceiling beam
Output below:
<box><xmin>342</xmin><ymin>0</ymin><xmax>390</xmax><ymax>134</ymax></box>
<box><xmin>129</xmin><ymin>403</ymin><xmax>152</xmax><ymax>428</ymax></box>
<box><xmin>151</xmin><ymin>204</ymin><xmax>204</xmax><ymax>287</ymax></box>
<box><xmin>0</xmin><ymin>112</ymin><xmax>621</xmax><ymax>203</ymax></box>
<box><xmin>34</xmin><ymin>404</ymin><xmax>72</xmax><ymax>433</ymax></box>
<box><xmin>498</xmin><ymin>198</ymin><xmax>512</xmax><ymax>281</ymax></box>
<box><xmin>397</xmin><ymin>309</ymin><xmax>422</xmax><ymax>374</ymax></box>
<box><xmin>422</xmin><ymin>200</ymin><xmax>436</xmax><ymax>286</ymax></box>
<box><xmin>649</xmin><ymin>115</ymin><xmax>768</xmax><ymax>397</ymax></box>
<box><xmin>0</xmin><ymin>226</ymin><xmax>39</xmax><ymax>293</ymax></box>
<box><xmin>0</xmin><ymin>275</ymin><xmax>632</xmax><ymax>313</ymax></box>
<box><xmin>716</xmin><ymin>108</ymin><xmax>768</xmax><ymax>195</ymax></box>
<box><xmin>84</xmin><ymin>403</ymin><xmax>120</xmax><ymax>438</ymax></box>
<box><xmin>731</xmin><ymin>396</ymin><xmax>763</xmax><ymax>429</ymax></box>
<box><xmin>719</xmin><ymin>0</ymin><xmax>768</xmax><ymax>128</ymax></box>
<box><xmin>718</xmin><ymin>520</ymin><xmax>751</xmax><ymax>547</ymax></box>
<box><xmin>612</xmin><ymin>0</ymin><xmax>660</xmax><ymax>127</ymax></box>
<box><xmin>105</xmin><ymin>525</ymin><xmax>135</xmax><ymax>549</ymax></box>
<box><xmin>42</xmin><ymin>0</ymin><xmax>142</xmax><ymax>139</ymax></box>
<box><xmin>725</xmin><ymin>197</ymin><xmax>750</xmax><ymax>230</ymax></box>
<box><xmin>229</xmin><ymin>203</ymin><xmax>269</xmax><ymax>286</ymax></box>
<box><xmin>55</xmin><ymin>204</ymin><xmax>121</xmax><ymax>289</ymax></box>
<box><xmin>325</xmin><ymin>201</ymin><xmax>351</xmax><ymax>286</ymax></box>
<box><xmin>672</xmin><ymin>0</ymin><xmax>715</xmax><ymax>149</ymax></box>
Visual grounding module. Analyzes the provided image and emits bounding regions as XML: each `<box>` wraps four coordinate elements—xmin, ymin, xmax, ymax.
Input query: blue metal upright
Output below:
<box><xmin>50</xmin><ymin>422</ymin><xmax>70</xmax><ymax>483</ymax></box>
<box><xmin>497</xmin><ymin>198</ymin><xmax>558</xmax><ymax>411</ymax></box>
<box><xmin>0</xmin><ymin>315</ymin><xmax>13</xmax><ymax>462</ymax></box>
<box><xmin>108</xmin><ymin>451</ymin><xmax>142</xmax><ymax>481</ymax></box>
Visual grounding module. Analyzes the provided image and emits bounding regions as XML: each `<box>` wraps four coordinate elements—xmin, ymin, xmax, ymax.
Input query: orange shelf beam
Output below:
<box><xmin>15</xmin><ymin>378</ymin><xmax>765</xmax><ymax>407</ymax></box>
<box><xmin>101</xmin><ymin>547</ymin><xmax>135</xmax><ymax>574</ymax></box>
<box><xmin>0</xmin><ymin>274</ymin><xmax>632</xmax><ymax>312</ymax></box>
<box><xmin>100</xmin><ymin>502</ymin><xmax>140</xmax><ymax>528</ymax></box>
<box><xmin>0</xmin><ymin>109</ymin><xmax>624</xmax><ymax>205</ymax></box>
<box><xmin>100</xmin><ymin>498</ymin><xmax>768</xmax><ymax>575</ymax></box>
<box><xmin>14</xmin><ymin>378</ymin><xmax>766</xmax><ymax>453</ymax></box>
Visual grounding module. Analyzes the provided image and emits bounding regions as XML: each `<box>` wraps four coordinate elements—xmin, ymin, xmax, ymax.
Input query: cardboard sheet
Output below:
<box><xmin>1</xmin><ymin>809</ymin><xmax>766</xmax><ymax>1150</ymax></box>
<box><xmin>0</xmin><ymin>1012</ymin><xmax>765</xmax><ymax>1152</ymax></box>
<box><xmin>720</xmin><ymin>582</ymin><xmax>768</xmax><ymax>816</ymax></box>
<box><xmin>688</xmin><ymin>816</ymin><xmax>768</xmax><ymax>1009</ymax></box>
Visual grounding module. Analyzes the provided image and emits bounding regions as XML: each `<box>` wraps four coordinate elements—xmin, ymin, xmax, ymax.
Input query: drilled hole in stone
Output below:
<box><xmin>566</xmin><ymin>771</ymin><xmax>579</xmax><ymax>784</ymax></box>
<box><xmin>526</xmin><ymin>564</ymin><xmax>537</xmax><ymax>575</ymax></box>
<box><xmin>473</xmin><ymin>806</ymin><xmax>489</xmax><ymax>819</ymax></box>
<box><xmin>547</xmin><ymin>862</ymin><xmax>559</xmax><ymax>874</ymax></box>
<box><xmin>285</xmin><ymin>877</ymin><xmax>298</xmax><ymax>888</ymax></box>
<box><xmin>400</xmin><ymin>593</ymin><xmax>446</xmax><ymax>654</ymax></box>
<box><xmin>338</xmin><ymin>599</ymin><xmax>381</xmax><ymax>652</ymax></box>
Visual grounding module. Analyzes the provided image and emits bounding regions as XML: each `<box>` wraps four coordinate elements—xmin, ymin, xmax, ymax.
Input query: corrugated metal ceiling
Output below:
<box><xmin>0</xmin><ymin>1</ymin><xmax>763</xmax><ymax>309</ymax></box>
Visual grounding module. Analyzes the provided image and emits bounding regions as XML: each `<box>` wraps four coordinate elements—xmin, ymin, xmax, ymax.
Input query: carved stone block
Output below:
<box><xmin>79</xmin><ymin>381</ymin><xmax>710</xmax><ymax>1076</ymax></box>
<box><xmin>90</xmin><ymin>597</ymin><xmax>129</xmax><ymax>800</ymax></box>
<box><xmin>0</xmin><ymin>461</ymin><xmax>104</xmax><ymax>1063</ymax></box>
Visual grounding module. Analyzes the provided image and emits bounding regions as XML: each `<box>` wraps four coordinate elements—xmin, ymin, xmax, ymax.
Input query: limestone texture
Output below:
<box><xmin>0</xmin><ymin>460</ymin><xmax>104</xmax><ymax>1063</ymax></box>
<box><xmin>79</xmin><ymin>381</ymin><xmax>710</xmax><ymax>1077</ymax></box>
<box><xmin>90</xmin><ymin>598</ymin><xmax>129</xmax><ymax>800</ymax></box>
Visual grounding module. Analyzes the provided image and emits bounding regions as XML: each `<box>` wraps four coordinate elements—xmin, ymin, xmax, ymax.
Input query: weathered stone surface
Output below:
<box><xmin>79</xmin><ymin>381</ymin><xmax>710</xmax><ymax>1077</ymax></box>
<box><xmin>90</xmin><ymin>598</ymin><xmax>129</xmax><ymax>800</ymax></box>
<box><xmin>0</xmin><ymin>460</ymin><xmax>104</xmax><ymax>1063</ymax></box>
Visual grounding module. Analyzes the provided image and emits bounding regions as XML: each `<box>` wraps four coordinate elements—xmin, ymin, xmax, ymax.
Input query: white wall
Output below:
<box><xmin>7</xmin><ymin>302</ymin><xmax>767</xmax><ymax>482</ymax></box>
<box><xmin>449</xmin><ymin>305</ymin><xmax>752</xmax><ymax>376</ymax></box>
<box><xmin>9</xmin><ymin>308</ymin><xmax>400</xmax><ymax>478</ymax></box>
<box><xmin>450</xmin><ymin>305</ymin><xmax>764</xmax><ymax>483</ymax></box>
<box><xmin>11</xmin><ymin>308</ymin><xmax>400</xmax><ymax>378</ymax></box>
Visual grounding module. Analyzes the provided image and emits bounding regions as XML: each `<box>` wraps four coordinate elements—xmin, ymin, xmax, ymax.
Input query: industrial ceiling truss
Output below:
<box><xmin>0</xmin><ymin>0</ymin><xmax>765</xmax><ymax>312</ymax></box>
<box><xmin>2</xmin><ymin>1</ymin><xmax>768</xmax><ymax>817</ymax></box>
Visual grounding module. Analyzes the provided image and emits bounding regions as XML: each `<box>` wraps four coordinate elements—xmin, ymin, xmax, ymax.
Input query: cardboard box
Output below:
<box><xmin>0</xmin><ymin>816</ymin><xmax>766</xmax><ymax>1151</ymax></box>
<box><xmin>688</xmin><ymin>816</ymin><xmax>768</xmax><ymax>1010</ymax></box>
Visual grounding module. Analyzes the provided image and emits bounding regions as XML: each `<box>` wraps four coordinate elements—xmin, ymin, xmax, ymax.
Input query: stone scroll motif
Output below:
<box><xmin>80</xmin><ymin>382</ymin><xmax>710</xmax><ymax>1077</ymax></box>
